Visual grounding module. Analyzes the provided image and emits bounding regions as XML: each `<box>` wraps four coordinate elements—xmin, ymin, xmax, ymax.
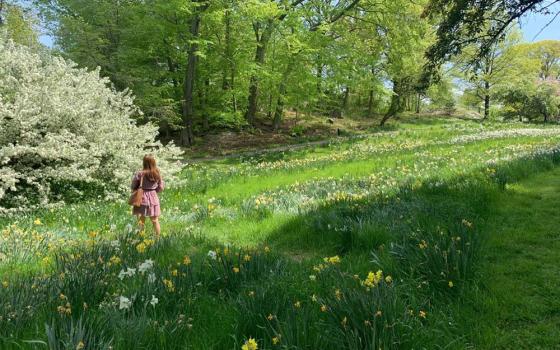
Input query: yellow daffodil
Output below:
<box><xmin>241</xmin><ymin>337</ymin><xmax>258</xmax><ymax>350</ymax></box>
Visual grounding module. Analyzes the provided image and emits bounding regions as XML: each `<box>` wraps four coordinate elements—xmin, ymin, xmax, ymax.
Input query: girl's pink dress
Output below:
<box><xmin>131</xmin><ymin>171</ymin><xmax>165</xmax><ymax>217</ymax></box>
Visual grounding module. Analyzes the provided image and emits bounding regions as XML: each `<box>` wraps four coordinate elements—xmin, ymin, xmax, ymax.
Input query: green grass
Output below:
<box><xmin>2</xmin><ymin>116</ymin><xmax>560</xmax><ymax>349</ymax></box>
<box><xmin>461</xmin><ymin>167</ymin><xmax>560</xmax><ymax>349</ymax></box>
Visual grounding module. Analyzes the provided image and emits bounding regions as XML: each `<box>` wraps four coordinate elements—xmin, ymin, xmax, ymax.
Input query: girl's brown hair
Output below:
<box><xmin>142</xmin><ymin>154</ymin><xmax>161</xmax><ymax>182</ymax></box>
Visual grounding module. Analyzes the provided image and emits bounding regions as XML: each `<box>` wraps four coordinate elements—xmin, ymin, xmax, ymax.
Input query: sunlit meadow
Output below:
<box><xmin>2</xmin><ymin>117</ymin><xmax>560</xmax><ymax>349</ymax></box>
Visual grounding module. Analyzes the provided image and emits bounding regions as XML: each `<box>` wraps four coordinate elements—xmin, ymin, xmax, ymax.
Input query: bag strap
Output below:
<box><xmin>139</xmin><ymin>172</ymin><xmax>144</xmax><ymax>188</ymax></box>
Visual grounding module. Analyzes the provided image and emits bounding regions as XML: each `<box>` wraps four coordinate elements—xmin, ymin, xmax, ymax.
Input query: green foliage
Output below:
<box><xmin>32</xmin><ymin>0</ymin><xmax>438</xmax><ymax>135</ymax></box>
<box><xmin>3</xmin><ymin>117</ymin><xmax>560</xmax><ymax>348</ymax></box>
<box><xmin>497</xmin><ymin>80</ymin><xmax>560</xmax><ymax>122</ymax></box>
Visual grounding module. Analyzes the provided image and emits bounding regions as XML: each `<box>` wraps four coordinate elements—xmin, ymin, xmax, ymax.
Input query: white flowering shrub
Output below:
<box><xmin>0</xmin><ymin>37</ymin><xmax>183</xmax><ymax>213</ymax></box>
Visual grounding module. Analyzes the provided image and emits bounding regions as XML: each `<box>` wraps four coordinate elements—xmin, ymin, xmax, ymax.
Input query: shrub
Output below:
<box><xmin>497</xmin><ymin>80</ymin><xmax>560</xmax><ymax>122</ymax></box>
<box><xmin>0</xmin><ymin>37</ymin><xmax>183</xmax><ymax>213</ymax></box>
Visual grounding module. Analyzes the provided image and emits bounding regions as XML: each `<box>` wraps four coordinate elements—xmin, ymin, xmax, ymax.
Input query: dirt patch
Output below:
<box><xmin>183</xmin><ymin>112</ymin><xmax>380</xmax><ymax>158</ymax></box>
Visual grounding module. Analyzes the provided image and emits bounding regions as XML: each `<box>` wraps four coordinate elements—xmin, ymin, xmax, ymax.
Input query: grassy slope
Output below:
<box><xmin>465</xmin><ymin>167</ymin><xmax>560</xmax><ymax>349</ymax></box>
<box><xmin>4</xmin><ymin>117</ymin><xmax>560</xmax><ymax>348</ymax></box>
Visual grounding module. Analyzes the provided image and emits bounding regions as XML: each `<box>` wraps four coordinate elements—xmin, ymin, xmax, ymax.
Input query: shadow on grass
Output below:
<box><xmin>263</xmin><ymin>149</ymin><xmax>560</xmax><ymax>260</ymax></box>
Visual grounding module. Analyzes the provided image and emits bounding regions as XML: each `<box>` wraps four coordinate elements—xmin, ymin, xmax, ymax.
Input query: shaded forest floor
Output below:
<box><xmin>463</xmin><ymin>167</ymin><xmax>560</xmax><ymax>349</ymax></box>
<box><xmin>182</xmin><ymin>111</ymin><xmax>469</xmax><ymax>159</ymax></box>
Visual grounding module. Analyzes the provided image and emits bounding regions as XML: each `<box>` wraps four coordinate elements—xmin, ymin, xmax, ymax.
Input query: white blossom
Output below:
<box><xmin>207</xmin><ymin>250</ymin><xmax>217</xmax><ymax>260</ymax></box>
<box><xmin>138</xmin><ymin>259</ymin><xmax>154</xmax><ymax>273</ymax></box>
<box><xmin>149</xmin><ymin>295</ymin><xmax>159</xmax><ymax>307</ymax></box>
<box><xmin>119</xmin><ymin>296</ymin><xmax>132</xmax><ymax>310</ymax></box>
<box><xmin>0</xmin><ymin>36</ymin><xmax>183</xmax><ymax>213</ymax></box>
<box><xmin>118</xmin><ymin>267</ymin><xmax>136</xmax><ymax>280</ymax></box>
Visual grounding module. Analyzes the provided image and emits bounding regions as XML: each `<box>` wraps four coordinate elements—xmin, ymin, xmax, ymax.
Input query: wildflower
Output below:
<box><xmin>323</xmin><ymin>255</ymin><xmax>341</xmax><ymax>264</ymax></box>
<box><xmin>119</xmin><ymin>296</ymin><xmax>132</xmax><ymax>310</ymax></box>
<box><xmin>320</xmin><ymin>304</ymin><xmax>328</xmax><ymax>312</ymax></box>
<box><xmin>363</xmin><ymin>270</ymin><xmax>383</xmax><ymax>288</ymax></box>
<box><xmin>2</xmin><ymin>281</ymin><xmax>8</xmax><ymax>288</ymax></box>
<box><xmin>163</xmin><ymin>279</ymin><xmax>175</xmax><ymax>292</ymax></box>
<box><xmin>136</xmin><ymin>242</ymin><xmax>147</xmax><ymax>254</ymax></box>
<box><xmin>147</xmin><ymin>272</ymin><xmax>156</xmax><ymax>284</ymax></box>
<box><xmin>462</xmin><ymin>219</ymin><xmax>473</xmax><ymax>228</ymax></box>
<box><xmin>88</xmin><ymin>231</ymin><xmax>98</xmax><ymax>239</ymax></box>
<box><xmin>34</xmin><ymin>218</ymin><xmax>42</xmax><ymax>225</ymax></box>
<box><xmin>294</xmin><ymin>301</ymin><xmax>301</xmax><ymax>308</ymax></box>
<box><xmin>233</xmin><ymin>267</ymin><xmax>240</xmax><ymax>273</ymax></box>
<box><xmin>59</xmin><ymin>293</ymin><xmax>67</xmax><ymax>300</ymax></box>
<box><xmin>171</xmin><ymin>269</ymin><xmax>178</xmax><ymax>277</ymax></box>
<box><xmin>241</xmin><ymin>337</ymin><xmax>258</xmax><ymax>350</ymax></box>
<box><xmin>375</xmin><ymin>310</ymin><xmax>382</xmax><ymax>317</ymax></box>
<box><xmin>311</xmin><ymin>294</ymin><xmax>318</xmax><ymax>302</ymax></box>
<box><xmin>248</xmin><ymin>290</ymin><xmax>255</xmax><ymax>297</ymax></box>
<box><xmin>272</xmin><ymin>336</ymin><xmax>280</xmax><ymax>345</ymax></box>
<box><xmin>138</xmin><ymin>259</ymin><xmax>154</xmax><ymax>273</ymax></box>
<box><xmin>364</xmin><ymin>320</ymin><xmax>371</xmax><ymax>326</ymax></box>
<box><xmin>334</xmin><ymin>289</ymin><xmax>342</xmax><ymax>300</ymax></box>
<box><xmin>418</xmin><ymin>240</ymin><xmax>428</xmax><ymax>249</ymax></box>
<box><xmin>341</xmin><ymin>316</ymin><xmax>347</xmax><ymax>326</ymax></box>
<box><xmin>385</xmin><ymin>275</ymin><xmax>393</xmax><ymax>284</ymax></box>
<box><xmin>243</xmin><ymin>254</ymin><xmax>251</xmax><ymax>262</ymax></box>
<box><xmin>448</xmin><ymin>281</ymin><xmax>454</xmax><ymax>288</ymax></box>
<box><xmin>150</xmin><ymin>295</ymin><xmax>159</xmax><ymax>307</ymax></box>
<box><xmin>419</xmin><ymin>310</ymin><xmax>427</xmax><ymax>319</ymax></box>
<box><xmin>118</xmin><ymin>267</ymin><xmax>136</xmax><ymax>280</ymax></box>
<box><xmin>183</xmin><ymin>256</ymin><xmax>191</xmax><ymax>265</ymax></box>
<box><xmin>76</xmin><ymin>341</ymin><xmax>85</xmax><ymax>350</ymax></box>
<box><xmin>109</xmin><ymin>255</ymin><xmax>121</xmax><ymax>265</ymax></box>
<box><xmin>264</xmin><ymin>246</ymin><xmax>270</xmax><ymax>253</ymax></box>
<box><xmin>207</xmin><ymin>250</ymin><xmax>217</xmax><ymax>260</ymax></box>
<box><xmin>267</xmin><ymin>314</ymin><xmax>274</xmax><ymax>321</ymax></box>
<box><xmin>309</xmin><ymin>274</ymin><xmax>316</xmax><ymax>281</ymax></box>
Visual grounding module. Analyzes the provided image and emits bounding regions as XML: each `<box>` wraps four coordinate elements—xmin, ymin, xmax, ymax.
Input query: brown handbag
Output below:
<box><xmin>128</xmin><ymin>173</ymin><xmax>144</xmax><ymax>207</ymax></box>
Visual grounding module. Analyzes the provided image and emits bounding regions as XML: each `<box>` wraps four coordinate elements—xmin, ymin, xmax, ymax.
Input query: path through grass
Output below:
<box><xmin>466</xmin><ymin>167</ymin><xmax>560</xmax><ymax>349</ymax></box>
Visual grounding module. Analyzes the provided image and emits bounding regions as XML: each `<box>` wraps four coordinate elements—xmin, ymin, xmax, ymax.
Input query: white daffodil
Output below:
<box><xmin>119</xmin><ymin>296</ymin><xmax>132</xmax><ymax>310</ymax></box>
<box><xmin>138</xmin><ymin>259</ymin><xmax>154</xmax><ymax>273</ymax></box>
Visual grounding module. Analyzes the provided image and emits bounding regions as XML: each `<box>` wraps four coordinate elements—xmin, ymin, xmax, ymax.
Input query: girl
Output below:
<box><xmin>131</xmin><ymin>155</ymin><xmax>165</xmax><ymax>237</ymax></box>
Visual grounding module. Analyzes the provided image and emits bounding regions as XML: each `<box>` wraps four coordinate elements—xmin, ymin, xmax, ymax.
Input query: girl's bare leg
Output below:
<box><xmin>150</xmin><ymin>216</ymin><xmax>160</xmax><ymax>237</ymax></box>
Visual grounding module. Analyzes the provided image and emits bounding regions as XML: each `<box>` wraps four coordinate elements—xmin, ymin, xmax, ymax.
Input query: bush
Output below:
<box><xmin>497</xmin><ymin>80</ymin><xmax>560</xmax><ymax>122</ymax></box>
<box><xmin>0</xmin><ymin>37</ymin><xmax>183</xmax><ymax>213</ymax></box>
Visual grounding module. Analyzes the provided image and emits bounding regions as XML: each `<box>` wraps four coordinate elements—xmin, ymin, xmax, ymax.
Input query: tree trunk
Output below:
<box><xmin>222</xmin><ymin>9</ymin><xmax>231</xmax><ymax>91</ymax></box>
<box><xmin>483</xmin><ymin>80</ymin><xmax>490</xmax><ymax>121</ymax></box>
<box><xmin>273</xmin><ymin>82</ymin><xmax>287</xmax><ymax>131</ymax></box>
<box><xmin>273</xmin><ymin>58</ymin><xmax>296</xmax><ymax>131</ymax></box>
<box><xmin>0</xmin><ymin>0</ymin><xmax>5</xmax><ymax>26</ymax></box>
<box><xmin>245</xmin><ymin>20</ymin><xmax>273</xmax><ymax>125</ymax></box>
<box><xmin>203</xmin><ymin>78</ymin><xmax>210</xmax><ymax>131</ymax></box>
<box><xmin>342</xmin><ymin>85</ymin><xmax>349</xmax><ymax>112</ymax></box>
<box><xmin>181</xmin><ymin>8</ymin><xmax>202</xmax><ymax>146</ymax></box>
<box><xmin>367</xmin><ymin>89</ymin><xmax>374</xmax><ymax>116</ymax></box>
<box><xmin>415</xmin><ymin>93</ymin><xmax>421</xmax><ymax>114</ymax></box>
<box><xmin>222</xmin><ymin>7</ymin><xmax>237</xmax><ymax>112</ymax></box>
<box><xmin>380</xmin><ymin>80</ymin><xmax>401</xmax><ymax>126</ymax></box>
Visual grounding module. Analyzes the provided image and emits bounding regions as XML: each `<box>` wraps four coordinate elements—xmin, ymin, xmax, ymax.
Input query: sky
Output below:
<box><xmin>38</xmin><ymin>4</ymin><xmax>560</xmax><ymax>48</ymax></box>
<box><xmin>518</xmin><ymin>4</ymin><xmax>560</xmax><ymax>42</ymax></box>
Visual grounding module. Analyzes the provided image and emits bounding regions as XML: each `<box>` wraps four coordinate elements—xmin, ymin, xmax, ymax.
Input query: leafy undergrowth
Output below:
<box><xmin>2</xmin><ymin>117</ymin><xmax>560</xmax><ymax>349</ymax></box>
<box><xmin>458</xmin><ymin>167</ymin><xmax>560</xmax><ymax>349</ymax></box>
